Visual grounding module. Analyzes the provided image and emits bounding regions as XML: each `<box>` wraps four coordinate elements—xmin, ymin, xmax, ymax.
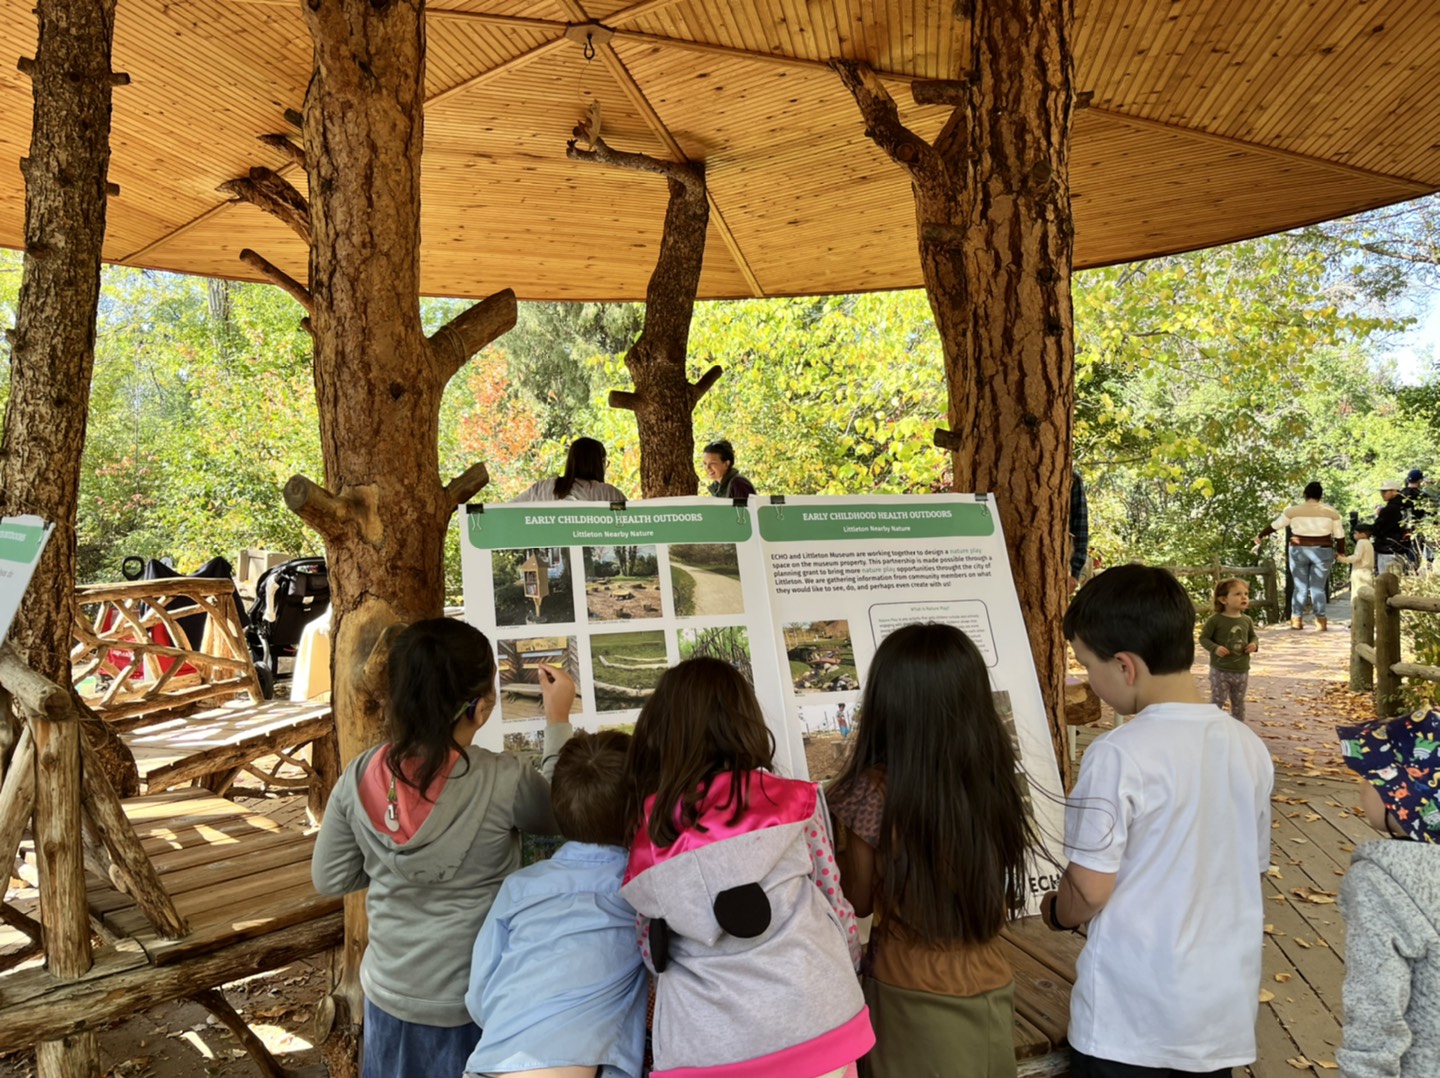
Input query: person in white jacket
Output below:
<box><xmin>1337</xmin><ymin>523</ymin><xmax>1375</xmax><ymax>595</ymax></box>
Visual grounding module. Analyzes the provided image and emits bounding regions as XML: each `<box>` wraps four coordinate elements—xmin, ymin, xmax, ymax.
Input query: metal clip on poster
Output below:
<box><xmin>766</xmin><ymin>494</ymin><xmax>784</xmax><ymax>521</ymax></box>
<box><xmin>609</xmin><ymin>499</ymin><xmax>627</xmax><ymax>512</ymax></box>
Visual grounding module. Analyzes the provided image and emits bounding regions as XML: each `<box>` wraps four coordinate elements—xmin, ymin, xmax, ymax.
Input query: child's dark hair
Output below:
<box><xmin>829</xmin><ymin>623</ymin><xmax>1034</xmax><ymax>944</ymax></box>
<box><xmin>554</xmin><ymin>437</ymin><xmax>607</xmax><ymax>498</ymax></box>
<box><xmin>1213</xmin><ymin>577</ymin><xmax>1247</xmax><ymax>613</ymax></box>
<box><xmin>1353</xmin><ymin>522</ymin><xmax>1372</xmax><ymax>536</ymax></box>
<box><xmin>627</xmin><ymin>657</ymin><xmax>775</xmax><ymax>848</ymax></box>
<box><xmin>385</xmin><ymin>618</ymin><xmax>495</xmax><ymax>798</ymax></box>
<box><xmin>551</xmin><ymin>730</ymin><xmax>632</xmax><ymax>846</ymax></box>
<box><xmin>1062</xmin><ymin>564</ymin><xmax>1195</xmax><ymax>675</ymax></box>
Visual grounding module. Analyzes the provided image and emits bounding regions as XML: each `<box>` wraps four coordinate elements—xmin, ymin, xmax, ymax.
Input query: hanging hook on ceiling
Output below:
<box><xmin>583</xmin><ymin>32</ymin><xmax>596</xmax><ymax>62</ymax></box>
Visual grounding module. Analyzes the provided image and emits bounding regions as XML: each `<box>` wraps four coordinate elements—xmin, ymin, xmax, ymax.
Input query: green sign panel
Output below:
<box><xmin>757</xmin><ymin>501</ymin><xmax>994</xmax><ymax>542</ymax></box>
<box><xmin>466</xmin><ymin>503</ymin><xmax>753</xmax><ymax>550</ymax></box>
<box><xmin>0</xmin><ymin>522</ymin><xmax>47</xmax><ymax>564</ymax></box>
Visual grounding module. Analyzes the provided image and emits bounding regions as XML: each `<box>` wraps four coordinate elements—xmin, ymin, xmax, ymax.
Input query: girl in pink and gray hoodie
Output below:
<box><xmin>623</xmin><ymin>657</ymin><xmax>874</xmax><ymax>1078</ymax></box>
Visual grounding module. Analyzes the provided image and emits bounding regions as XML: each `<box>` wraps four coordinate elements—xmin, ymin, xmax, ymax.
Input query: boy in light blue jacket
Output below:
<box><xmin>463</xmin><ymin>730</ymin><xmax>646</xmax><ymax>1078</ymax></box>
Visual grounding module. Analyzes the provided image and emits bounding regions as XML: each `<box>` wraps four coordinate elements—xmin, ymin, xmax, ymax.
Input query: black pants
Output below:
<box><xmin>1069</xmin><ymin>1050</ymin><xmax>1233</xmax><ymax>1078</ymax></box>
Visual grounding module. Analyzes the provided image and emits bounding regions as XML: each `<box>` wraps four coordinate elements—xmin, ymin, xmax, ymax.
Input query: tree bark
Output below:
<box><xmin>835</xmin><ymin>0</ymin><xmax>1077</xmax><ymax>782</ymax></box>
<box><xmin>297</xmin><ymin>1</ymin><xmax>513</xmax><ymax>1068</ymax></box>
<box><xmin>569</xmin><ymin>135</ymin><xmax>713</xmax><ymax>497</ymax></box>
<box><xmin>5</xmin><ymin>2</ymin><xmax>122</xmax><ymax>1071</ymax></box>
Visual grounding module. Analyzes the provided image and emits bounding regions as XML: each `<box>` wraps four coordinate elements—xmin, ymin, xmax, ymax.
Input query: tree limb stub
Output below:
<box><xmin>239</xmin><ymin>248</ymin><xmax>313</xmax><ymax>314</ymax></box>
<box><xmin>428</xmin><ymin>288</ymin><xmax>517</xmax><ymax>381</ymax></box>
<box><xmin>16</xmin><ymin>57</ymin><xmax>34</xmax><ymax>77</ymax></box>
<box><xmin>258</xmin><ymin>133</ymin><xmax>306</xmax><ymax>168</ymax></box>
<box><xmin>217</xmin><ymin>167</ymin><xmax>311</xmax><ymax>245</ymax></box>
<box><xmin>283</xmin><ymin>475</ymin><xmax>381</xmax><ymax>545</ymax></box>
<box><xmin>933</xmin><ymin>428</ymin><xmax>964</xmax><ymax>452</ymax></box>
<box><xmin>689</xmin><ymin>364</ymin><xmax>723</xmax><ymax>405</ymax></box>
<box><xmin>444</xmin><ymin>461</ymin><xmax>489</xmax><ymax>507</ymax></box>
<box><xmin>0</xmin><ymin>643</ymin><xmax>69</xmax><ymax>723</ymax></box>
<box><xmin>911</xmin><ymin>79</ymin><xmax>970</xmax><ymax>107</ymax></box>
<box><xmin>608</xmin><ymin>389</ymin><xmax>639</xmax><ymax>411</ymax></box>
<box><xmin>566</xmin><ymin>135</ymin><xmax>703</xmax><ymax>195</ymax></box>
<box><xmin>831</xmin><ymin>60</ymin><xmax>941</xmax><ymax>182</ymax></box>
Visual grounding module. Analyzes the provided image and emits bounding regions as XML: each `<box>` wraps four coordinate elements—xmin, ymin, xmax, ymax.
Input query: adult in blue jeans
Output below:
<box><xmin>1255</xmin><ymin>481</ymin><xmax>1346</xmax><ymax>631</ymax></box>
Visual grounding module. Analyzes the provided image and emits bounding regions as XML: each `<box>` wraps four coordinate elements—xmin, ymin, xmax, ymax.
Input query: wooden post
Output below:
<box><xmin>1261</xmin><ymin>558</ymin><xmax>1279</xmax><ymax>625</ymax></box>
<box><xmin>308</xmin><ymin>729</ymin><xmax>340</xmax><ymax>825</ymax></box>
<box><xmin>33</xmin><ymin>721</ymin><xmax>93</xmax><ymax>996</ymax></box>
<box><xmin>1372</xmin><ymin>571</ymin><xmax>1402</xmax><ymax>718</ymax></box>
<box><xmin>1350</xmin><ymin>585</ymin><xmax>1375</xmax><ymax>692</ymax></box>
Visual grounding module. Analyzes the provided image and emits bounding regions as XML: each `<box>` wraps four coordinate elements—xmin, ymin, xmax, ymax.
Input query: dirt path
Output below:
<box><xmin>673</xmin><ymin>564</ymin><xmax>743</xmax><ymax>614</ymax></box>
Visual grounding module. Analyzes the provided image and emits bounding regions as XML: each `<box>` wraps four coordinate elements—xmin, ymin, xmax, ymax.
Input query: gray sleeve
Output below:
<box><xmin>310</xmin><ymin>782</ymin><xmax>369</xmax><ymax>896</ymax></box>
<box><xmin>511</xmin><ymin>722</ymin><xmax>575</xmax><ymax>835</ymax></box>
<box><xmin>1336</xmin><ymin>863</ymin><xmax>1413</xmax><ymax>1078</ymax></box>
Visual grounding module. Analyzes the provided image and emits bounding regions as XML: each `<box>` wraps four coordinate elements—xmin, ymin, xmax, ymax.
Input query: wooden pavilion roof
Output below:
<box><xmin>2</xmin><ymin>0</ymin><xmax>1438</xmax><ymax>301</ymax></box>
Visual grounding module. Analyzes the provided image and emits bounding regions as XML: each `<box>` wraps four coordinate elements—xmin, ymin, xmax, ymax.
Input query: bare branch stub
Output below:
<box><xmin>217</xmin><ymin>166</ymin><xmax>312</xmax><ymax>245</ymax></box>
<box><xmin>258</xmin><ymin>133</ymin><xmax>306</xmax><ymax>168</ymax></box>
<box><xmin>239</xmin><ymin>248</ymin><xmax>313</xmax><ymax>314</ymax></box>
<box><xmin>689</xmin><ymin>364</ymin><xmax>723</xmax><ymax>405</ymax></box>
<box><xmin>283</xmin><ymin>474</ymin><xmax>353</xmax><ymax>542</ymax></box>
<box><xmin>566</xmin><ymin>134</ymin><xmax>704</xmax><ymax>195</ymax></box>
<box><xmin>933</xmin><ymin>428</ymin><xmax>964</xmax><ymax>452</ymax></box>
<box><xmin>444</xmin><ymin>461</ymin><xmax>489</xmax><ymax>507</ymax></box>
<box><xmin>428</xmin><ymin>288</ymin><xmax>517</xmax><ymax>381</ymax></box>
<box><xmin>831</xmin><ymin>60</ymin><xmax>942</xmax><ymax>183</ymax></box>
<box><xmin>608</xmin><ymin>389</ymin><xmax>640</xmax><ymax>411</ymax></box>
<box><xmin>911</xmin><ymin>79</ymin><xmax>970</xmax><ymax>107</ymax></box>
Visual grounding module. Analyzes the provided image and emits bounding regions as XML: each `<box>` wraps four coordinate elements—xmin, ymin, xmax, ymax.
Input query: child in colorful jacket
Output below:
<box><xmin>1335</xmin><ymin>708</ymin><xmax>1440</xmax><ymax>1078</ymax></box>
<box><xmin>622</xmin><ymin>657</ymin><xmax>874</xmax><ymax>1078</ymax></box>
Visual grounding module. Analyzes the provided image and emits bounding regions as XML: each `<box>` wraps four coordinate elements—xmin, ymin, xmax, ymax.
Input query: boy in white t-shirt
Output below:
<box><xmin>1043</xmin><ymin>564</ymin><xmax>1274</xmax><ymax>1078</ymax></box>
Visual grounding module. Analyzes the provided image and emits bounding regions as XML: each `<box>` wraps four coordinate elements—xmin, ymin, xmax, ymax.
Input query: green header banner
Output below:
<box><xmin>0</xmin><ymin>522</ymin><xmax>48</xmax><ymax>564</ymax></box>
<box><xmin>466</xmin><ymin>503</ymin><xmax>753</xmax><ymax>550</ymax></box>
<box><xmin>757</xmin><ymin>501</ymin><xmax>994</xmax><ymax>542</ymax></box>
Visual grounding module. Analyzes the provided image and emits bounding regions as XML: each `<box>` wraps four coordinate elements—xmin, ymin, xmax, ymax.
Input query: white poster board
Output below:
<box><xmin>0</xmin><ymin>516</ymin><xmax>55</xmax><ymax>643</ymax></box>
<box><xmin>459</xmin><ymin>493</ymin><xmax>1066</xmax><ymax>906</ymax></box>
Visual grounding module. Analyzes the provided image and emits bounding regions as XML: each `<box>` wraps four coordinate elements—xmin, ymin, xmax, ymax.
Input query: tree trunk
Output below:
<box><xmin>297</xmin><ymin>2</ymin><xmax>513</xmax><ymax>1068</ymax></box>
<box><xmin>5</xmin><ymin>4</ymin><xmax>121</xmax><ymax>1069</ymax></box>
<box><xmin>836</xmin><ymin>0</ymin><xmax>1076</xmax><ymax>781</ymax></box>
<box><xmin>626</xmin><ymin>174</ymin><xmax>709</xmax><ymax>497</ymax></box>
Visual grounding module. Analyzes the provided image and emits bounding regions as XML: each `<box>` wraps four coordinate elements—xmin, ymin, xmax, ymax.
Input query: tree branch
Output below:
<box><xmin>283</xmin><ymin>475</ymin><xmax>381</xmax><ymax>544</ymax></box>
<box><xmin>258</xmin><ymin>133</ymin><xmax>305</xmax><ymax>169</ymax></box>
<box><xmin>428</xmin><ymin>289</ymin><xmax>517</xmax><ymax>381</ymax></box>
<box><xmin>217</xmin><ymin>167</ymin><xmax>311</xmax><ymax>244</ymax></box>
<box><xmin>608</xmin><ymin>389</ymin><xmax>640</xmax><ymax>411</ymax></box>
<box><xmin>444</xmin><ymin>462</ymin><xmax>489</xmax><ymax>507</ymax></box>
<box><xmin>933</xmin><ymin>428</ymin><xmax>964</xmax><ymax>452</ymax></box>
<box><xmin>238</xmin><ymin>248</ymin><xmax>312</xmax><ymax>314</ymax></box>
<box><xmin>689</xmin><ymin>364</ymin><xmax>723</xmax><ymax>405</ymax></box>
<box><xmin>831</xmin><ymin>60</ymin><xmax>942</xmax><ymax>182</ymax></box>
<box><xmin>566</xmin><ymin>134</ymin><xmax>704</xmax><ymax>196</ymax></box>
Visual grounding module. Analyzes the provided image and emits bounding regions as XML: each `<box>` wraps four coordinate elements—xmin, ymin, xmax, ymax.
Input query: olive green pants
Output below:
<box><xmin>859</xmin><ymin>976</ymin><xmax>1017</xmax><ymax>1078</ymax></box>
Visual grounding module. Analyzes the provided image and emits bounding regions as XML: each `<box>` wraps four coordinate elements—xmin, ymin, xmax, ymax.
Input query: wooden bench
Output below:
<box><xmin>122</xmin><ymin>699</ymin><xmax>338</xmax><ymax>819</ymax></box>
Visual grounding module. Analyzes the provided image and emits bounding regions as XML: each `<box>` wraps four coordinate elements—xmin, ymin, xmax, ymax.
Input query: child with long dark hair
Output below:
<box><xmin>621</xmin><ymin>657</ymin><xmax>874</xmax><ymax>1078</ymax></box>
<box><xmin>312</xmin><ymin>618</ymin><xmax>575</xmax><ymax>1078</ymax></box>
<box><xmin>828</xmin><ymin>622</ymin><xmax>1035</xmax><ymax>1078</ymax></box>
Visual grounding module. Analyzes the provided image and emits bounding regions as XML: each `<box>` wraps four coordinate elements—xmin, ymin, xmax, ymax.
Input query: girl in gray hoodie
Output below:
<box><xmin>1335</xmin><ymin>708</ymin><xmax>1440</xmax><ymax>1078</ymax></box>
<box><xmin>312</xmin><ymin>619</ymin><xmax>574</xmax><ymax>1078</ymax></box>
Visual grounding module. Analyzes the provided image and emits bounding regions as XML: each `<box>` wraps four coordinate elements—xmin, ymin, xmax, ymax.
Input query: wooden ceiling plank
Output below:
<box><xmin>613</xmin><ymin>26</ymin><xmax>919</xmax><ymax>81</ymax></box>
<box><xmin>607</xmin><ymin>0</ymin><xmax>697</xmax><ymax>29</ymax></box>
<box><xmin>427</xmin><ymin>9</ymin><xmax>569</xmax><ymax>32</ymax></box>
<box><xmin>1090</xmin><ymin>106</ymin><xmax>1433</xmax><ymax>197</ymax></box>
<box><xmin>594</xmin><ymin>39</ymin><xmax>766</xmax><ymax>296</ymax></box>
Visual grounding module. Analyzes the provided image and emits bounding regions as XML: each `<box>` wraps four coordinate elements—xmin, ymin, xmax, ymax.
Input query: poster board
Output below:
<box><xmin>459</xmin><ymin>493</ymin><xmax>1066</xmax><ymax>904</ymax></box>
<box><xmin>0</xmin><ymin>516</ymin><xmax>55</xmax><ymax>643</ymax></box>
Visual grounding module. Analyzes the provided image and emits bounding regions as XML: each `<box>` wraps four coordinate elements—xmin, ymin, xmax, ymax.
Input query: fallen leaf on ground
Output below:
<box><xmin>1274</xmin><ymin>972</ymin><xmax>1292</xmax><ymax>983</ymax></box>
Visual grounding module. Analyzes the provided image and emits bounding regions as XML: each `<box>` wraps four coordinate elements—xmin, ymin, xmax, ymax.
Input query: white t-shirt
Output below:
<box><xmin>510</xmin><ymin>477</ymin><xmax>627</xmax><ymax>504</ymax></box>
<box><xmin>1064</xmin><ymin>702</ymin><xmax>1274</xmax><ymax>1070</ymax></box>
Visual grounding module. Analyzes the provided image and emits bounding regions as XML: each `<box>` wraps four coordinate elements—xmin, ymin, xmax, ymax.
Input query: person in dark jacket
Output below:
<box><xmin>1372</xmin><ymin>478</ymin><xmax>1413</xmax><ymax>576</ymax></box>
<box><xmin>701</xmin><ymin>439</ymin><xmax>756</xmax><ymax>500</ymax></box>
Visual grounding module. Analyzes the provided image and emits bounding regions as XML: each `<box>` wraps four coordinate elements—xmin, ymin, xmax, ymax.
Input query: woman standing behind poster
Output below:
<box><xmin>512</xmin><ymin>437</ymin><xmax>626</xmax><ymax>503</ymax></box>
<box><xmin>1254</xmin><ymin>481</ymin><xmax>1345</xmax><ymax>631</ymax></box>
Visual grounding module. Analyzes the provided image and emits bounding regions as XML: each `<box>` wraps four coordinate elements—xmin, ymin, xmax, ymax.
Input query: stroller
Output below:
<box><xmin>245</xmin><ymin>557</ymin><xmax>330</xmax><ymax>699</ymax></box>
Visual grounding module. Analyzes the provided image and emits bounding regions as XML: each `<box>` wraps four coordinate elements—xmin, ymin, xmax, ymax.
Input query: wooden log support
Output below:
<box><xmin>34</xmin><ymin>718</ymin><xmax>92</xmax><ymax>979</ymax></box>
<box><xmin>1389</xmin><ymin>594</ymin><xmax>1440</xmax><ymax>613</ymax></box>
<box><xmin>79</xmin><ymin>736</ymin><xmax>187</xmax><ymax>938</ymax></box>
<box><xmin>0</xmin><ymin>913</ymin><xmax>342</xmax><ymax>1050</ymax></box>
<box><xmin>190</xmin><ymin>988</ymin><xmax>287</xmax><ymax>1078</ymax></box>
<box><xmin>309</xmin><ymin>729</ymin><xmax>340</xmax><ymax>825</ymax></box>
<box><xmin>1350</xmin><ymin>585</ymin><xmax>1375</xmax><ymax>692</ymax></box>
<box><xmin>0</xmin><ymin>643</ymin><xmax>69</xmax><ymax>722</ymax></box>
<box><xmin>1372</xmin><ymin>571</ymin><xmax>1402</xmax><ymax>718</ymax></box>
<box><xmin>0</xmin><ymin>899</ymin><xmax>44</xmax><ymax>945</ymax></box>
<box><xmin>444</xmin><ymin>461</ymin><xmax>489</xmax><ymax>507</ymax></box>
<box><xmin>216</xmin><ymin>166</ymin><xmax>311</xmax><ymax>244</ymax></box>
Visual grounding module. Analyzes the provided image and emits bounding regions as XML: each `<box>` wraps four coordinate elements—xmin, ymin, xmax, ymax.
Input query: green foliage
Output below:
<box><xmin>1397</xmin><ymin>572</ymin><xmax>1440</xmax><ymax>710</ymax></box>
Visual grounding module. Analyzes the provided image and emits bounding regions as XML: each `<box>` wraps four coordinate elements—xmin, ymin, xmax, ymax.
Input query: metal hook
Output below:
<box><xmin>583</xmin><ymin>32</ymin><xmax>595</xmax><ymax>61</ymax></box>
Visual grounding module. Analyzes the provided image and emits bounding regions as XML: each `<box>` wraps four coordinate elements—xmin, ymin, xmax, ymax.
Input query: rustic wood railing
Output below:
<box><xmin>1168</xmin><ymin>556</ymin><xmax>1281</xmax><ymax>624</ymax></box>
<box><xmin>70</xmin><ymin>578</ymin><xmax>261</xmax><ymax>725</ymax></box>
<box><xmin>1349</xmin><ymin>572</ymin><xmax>1440</xmax><ymax>716</ymax></box>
